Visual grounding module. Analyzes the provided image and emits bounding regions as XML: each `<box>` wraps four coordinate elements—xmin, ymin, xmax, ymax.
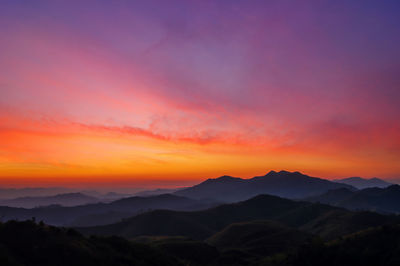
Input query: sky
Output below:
<box><xmin>0</xmin><ymin>0</ymin><xmax>400</xmax><ymax>187</ymax></box>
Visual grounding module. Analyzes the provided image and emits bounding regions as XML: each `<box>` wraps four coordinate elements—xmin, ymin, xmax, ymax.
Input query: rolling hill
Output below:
<box><xmin>78</xmin><ymin>194</ymin><xmax>396</xmax><ymax>241</ymax></box>
<box><xmin>306</xmin><ymin>185</ymin><xmax>400</xmax><ymax>214</ymax></box>
<box><xmin>174</xmin><ymin>170</ymin><xmax>355</xmax><ymax>202</ymax></box>
<box><xmin>207</xmin><ymin>220</ymin><xmax>313</xmax><ymax>256</ymax></box>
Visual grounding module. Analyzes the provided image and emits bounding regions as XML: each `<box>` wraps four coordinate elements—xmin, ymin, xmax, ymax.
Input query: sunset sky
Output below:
<box><xmin>1</xmin><ymin>0</ymin><xmax>400</xmax><ymax>187</ymax></box>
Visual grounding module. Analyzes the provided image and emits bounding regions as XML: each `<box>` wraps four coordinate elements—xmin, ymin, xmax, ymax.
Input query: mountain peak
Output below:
<box><xmin>279</xmin><ymin>170</ymin><xmax>291</xmax><ymax>174</ymax></box>
<box><xmin>264</xmin><ymin>170</ymin><xmax>305</xmax><ymax>177</ymax></box>
<box><xmin>209</xmin><ymin>175</ymin><xmax>242</xmax><ymax>182</ymax></box>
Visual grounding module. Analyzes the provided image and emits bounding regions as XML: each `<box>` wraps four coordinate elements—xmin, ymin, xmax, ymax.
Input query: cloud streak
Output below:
<box><xmin>0</xmin><ymin>0</ymin><xmax>400</xmax><ymax>185</ymax></box>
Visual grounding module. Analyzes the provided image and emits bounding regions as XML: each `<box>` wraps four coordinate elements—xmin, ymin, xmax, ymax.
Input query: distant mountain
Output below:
<box><xmin>135</xmin><ymin>188</ymin><xmax>181</xmax><ymax>197</ymax></box>
<box><xmin>335</xmin><ymin>177</ymin><xmax>392</xmax><ymax>189</ymax></box>
<box><xmin>78</xmin><ymin>194</ymin><xmax>395</xmax><ymax>241</ymax></box>
<box><xmin>0</xmin><ymin>188</ymin><xmax>140</xmax><ymax>201</ymax></box>
<box><xmin>175</xmin><ymin>170</ymin><xmax>355</xmax><ymax>202</ymax></box>
<box><xmin>101</xmin><ymin>191</ymin><xmax>132</xmax><ymax>200</ymax></box>
<box><xmin>306</xmin><ymin>185</ymin><xmax>400</xmax><ymax>214</ymax></box>
<box><xmin>0</xmin><ymin>194</ymin><xmax>216</xmax><ymax>227</ymax></box>
<box><xmin>0</xmin><ymin>193</ymin><xmax>99</xmax><ymax>208</ymax></box>
<box><xmin>305</xmin><ymin>187</ymin><xmax>354</xmax><ymax>204</ymax></box>
<box><xmin>0</xmin><ymin>187</ymin><xmax>76</xmax><ymax>199</ymax></box>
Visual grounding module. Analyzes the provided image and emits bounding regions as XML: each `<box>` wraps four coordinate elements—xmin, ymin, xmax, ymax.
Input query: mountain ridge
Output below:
<box><xmin>306</xmin><ymin>184</ymin><xmax>400</xmax><ymax>214</ymax></box>
<box><xmin>175</xmin><ymin>170</ymin><xmax>355</xmax><ymax>202</ymax></box>
<box><xmin>334</xmin><ymin>176</ymin><xmax>392</xmax><ymax>189</ymax></box>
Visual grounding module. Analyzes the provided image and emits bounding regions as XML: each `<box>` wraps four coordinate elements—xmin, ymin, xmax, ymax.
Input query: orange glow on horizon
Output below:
<box><xmin>1</xmin><ymin>111</ymin><xmax>399</xmax><ymax>187</ymax></box>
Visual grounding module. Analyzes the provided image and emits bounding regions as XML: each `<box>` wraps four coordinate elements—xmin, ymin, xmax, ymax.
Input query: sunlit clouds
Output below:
<box><xmin>1</xmin><ymin>0</ymin><xmax>400</xmax><ymax>186</ymax></box>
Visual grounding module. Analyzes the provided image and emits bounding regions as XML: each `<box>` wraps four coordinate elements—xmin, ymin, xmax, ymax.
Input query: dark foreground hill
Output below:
<box><xmin>0</xmin><ymin>193</ymin><xmax>99</xmax><ymax>208</ymax></box>
<box><xmin>0</xmin><ymin>194</ymin><xmax>216</xmax><ymax>226</ymax></box>
<box><xmin>0</xmin><ymin>220</ymin><xmax>181</xmax><ymax>266</ymax></box>
<box><xmin>334</xmin><ymin>177</ymin><xmax>393</xmax><ymax>189</ymax></box>
<box><xmin>3</xmin><ymin>195</ymin><xmax>400</xmax><ymax>266</ymax></box>
<box><xmin>78</xmin><ymin>194</ymin><xmax>396</xmax><ymax>241</ymax></box>
<box><xmin>306</xmin><ymin>185</ymin><xmax>400</xmax><ymax>214</ymax></box>
<box><xmin>207</xmin><ymin>220</ymin><xmax>313</xmax><ymax>256</ymax></box>
<box><xmin>4</xmin><ymin>219</ymin><xmax>400</xmax><ymax>266</ymax></box>
<box><xmin>273</xmin><ymin>224</ymin><xmax>400</xmax><ymax>266</ymax></box>
<box><xmin>175</xmin><ymin>170</ymin><xmax>354</xmax><ymax>202</ymax></box>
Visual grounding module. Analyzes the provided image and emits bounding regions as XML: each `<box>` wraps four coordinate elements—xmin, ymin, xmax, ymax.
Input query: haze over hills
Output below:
<box><xmin>334</xmin><ymin>177</ymin><xmax>393</xmax><ymax>189</ymax></box>
<box><xmin>0</xmin><ymin>172</ymin><xmax>393</xmax><ymax>205</ymax></box>
<box><xmin>306</xmin><ymin>185</ymin><xmax>400</xmax><ymax>214</ymax></box>
<box><xmin>0</xmin><ymin>194</ymin><xmax>217</xmax><ymax>227</ymax></box>
<box><xmin>0</xmin><ymin>193</ymin><xmax>99</xmax><ymax>208</ymax></box>
<box><xmin>135</xmin><ymin>188</ymin><xmax>181</xmax><ymax>197</ymax></box>
<box><xmin>175</xmin><ymin>170</ymin><xmax>355</xmax><ymax>202</ymax></box>
<box><xmin>0</xmin><ymin>188</ymin><xmax>145</xmax><ymax>199</ymax></box>
<box><xmin>0</xmin><ymin>187</ymin><xmax>77</xmax><ymax>199</ymax></box>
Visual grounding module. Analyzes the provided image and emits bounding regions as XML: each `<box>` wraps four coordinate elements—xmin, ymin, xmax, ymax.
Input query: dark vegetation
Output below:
<box><xmin>3</xmin><ymin>217</ymin><xmax>400</xmax><ymax>266</ymax></box>
<box><xmin>263</xmin><ymin>224</ymin><xmax>400</xmax><ymax>266</ymax></box>
<box><xmin>0</xmin><ymin>220</ymin><xmax>181</xmax><ymax>266</ymax></box>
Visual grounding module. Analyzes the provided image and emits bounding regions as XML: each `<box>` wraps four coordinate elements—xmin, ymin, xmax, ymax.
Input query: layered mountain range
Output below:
<box><xmin>0</xmin><ymin>170</ymin><xmax>398</xmax><ymax>265</ymax></box>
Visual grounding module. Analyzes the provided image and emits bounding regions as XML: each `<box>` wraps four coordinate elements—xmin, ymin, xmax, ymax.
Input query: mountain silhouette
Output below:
<box><xmin>175</xmin><ymin>170</ymin><xmax>355</xmax><ymax>202</ymax></box>
<box><xmin>334</xmin><ymin>177</ymin><xmax>392</xmax><ymax>189</ymax></box>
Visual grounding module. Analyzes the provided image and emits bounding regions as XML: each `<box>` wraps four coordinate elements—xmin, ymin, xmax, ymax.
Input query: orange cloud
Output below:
<box><xmin>1</xmin><ymin>110</ymin><xmax>399</xmax><ymax>187</ymax></box>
